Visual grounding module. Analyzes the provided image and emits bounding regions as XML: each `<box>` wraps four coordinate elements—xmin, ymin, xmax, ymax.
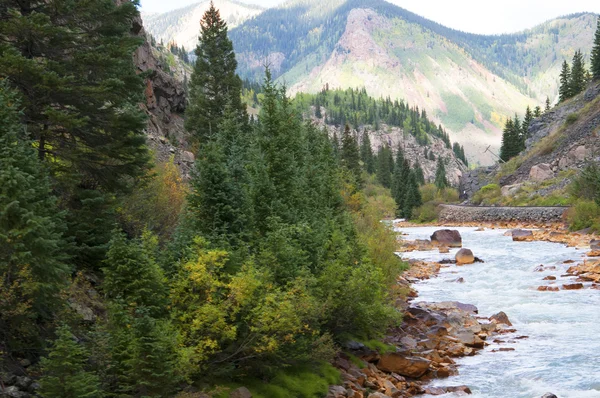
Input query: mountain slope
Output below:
<box><xmin>142</xmin><ymin>0</ymin><xmax>263</xmax><ymax>52</ymax></box>
<box><xmin>228</xmin><ymin>0</ymin><xmax>597</xmax><ymax>164</ymax></box>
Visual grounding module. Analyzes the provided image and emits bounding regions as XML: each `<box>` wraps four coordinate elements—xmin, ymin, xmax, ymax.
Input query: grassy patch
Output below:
<box><xmin>439</xmin><ymin>92</ymin><xmax>475</xmax><ymax>132</ymax></box>
<box><xmin>212</xmin><ymin>363</ymin><xmax>341</xmax><ymax>398</ymax></box>
<box><xmin>472</xmin><ymin>184</ymin><xmax>502</xmax><ymax>205</ymax></box>
<box><xmin>412</xmin><ymin>184</ymin><xmax>459</xmax><ymax>223</ymax></box>
<box><xmin>347</xmin><ymin>354</ymin><xmax>366</xmax><ymax>369</ymax></box>
<box><xmin>567</xmin><ymin>199</ymin><xmax>600</xmax><ymax>232</ymax></box>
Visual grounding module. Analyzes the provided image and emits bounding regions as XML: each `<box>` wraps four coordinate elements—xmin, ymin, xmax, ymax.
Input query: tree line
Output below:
<box><xmin>500</xmin><ymin>16</ymin><xmax>600</xmax><ymax>163</ymax></box>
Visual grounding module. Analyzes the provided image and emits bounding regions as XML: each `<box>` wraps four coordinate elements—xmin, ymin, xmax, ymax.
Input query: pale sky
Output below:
<box><xmin>140</xmin><ymin>0</ymin><xmax>600</xmax><ymax>35</ymax></box>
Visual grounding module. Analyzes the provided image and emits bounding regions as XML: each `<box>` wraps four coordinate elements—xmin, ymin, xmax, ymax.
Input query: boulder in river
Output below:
<box><xmin>489</xmin><ymin>311</ymin><xmax>512</xmax><ymax>326</ymax></box>
<box><xmin>376</xmin><ymin>353</ymin><xmax>431</xmax><ymax>378</ymax></box>
<box><xmin>430</xmin><ymin>230</ymin><xmax>462</xmax><ymax>248</ymax></box>
<box><xmin>455</xmin><ymin>248</ymin><xmax>475</xmax><ymax>265</ymax></box>
<box><xmin>512</xmin><ymin>229</ymin><xmax>533</xmax><ymax>241</ymax></box>
<box><xmin>541</xmin><ymin>394</ymin><xmax>558</xmax><ymax>398</ymax></box>
<box><xmin>590</xmin><ymin>240</ymin><xmax>600</xmax><ymax>250</ymax></box>
<box><xmin>562</xmin><ymin>283</ymin><xmax>584</xmax><ymax>290</ymax></box>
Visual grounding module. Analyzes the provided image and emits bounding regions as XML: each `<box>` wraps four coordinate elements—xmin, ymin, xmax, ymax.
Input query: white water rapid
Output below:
<box><xmin>397</xmin><ymin>226</ymin><xmax>600</xmax><ymax>398</ymax></box>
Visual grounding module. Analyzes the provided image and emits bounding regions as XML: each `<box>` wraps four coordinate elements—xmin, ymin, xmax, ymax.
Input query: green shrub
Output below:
<box><xmin>413</xmin><ymin>202</ymin><xmax>439</xmax><ymax>223</ymax></box>
<box><xmin>472</xmin><ymin>184</ymin><xmax>501</xmax><ymax>205</ymax></box>
<box><xmin>566</xmin><ymin>113</ymin><xmax>579</xmax><ymax>125</ymax></box>
<box><xmin>567</xmin><ymin>200</ymin><xmax>600</xmax><ymax>231</ymax></box>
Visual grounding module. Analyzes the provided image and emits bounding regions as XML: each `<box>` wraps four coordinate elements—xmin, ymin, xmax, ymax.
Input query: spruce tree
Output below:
<box><xmin>360</xmin><ymin>131</ymin><xmax>375</xmax><ymax>174</ymax></box>
<box><xmin>522</xmin><ymin>106</ymin><xmax>534</xmax><ymax>139</ymax></box>
<box><xmin>376</xmin><ymin>145</ymin><xmax>393</xmax><ymax>188</ymax></box>
<box><xmin>402</xmin><ymin>171</ymin><xmax>422</xmax><ymax>219</ymax></box>
<box><xmin>39</xmin><ymin>326</ymin><xmax>102</xmax><ymax>398</ymax></box>
<box><xmin>545</xmin><ymin>97</ymin><xmax>551</xmax><ymax>112</ymax></box>
<box><xmin>570</xmin><ymin>50</ymin><xmax>587</xmax><ymax>97</ymax></box>
<box><xmin>0</xmin><ymin>83</ymin><xmax>69</xmax><ymax>354</ymax></box>
<box><xmin>434</xmin><ymin>158</ymin><xmax>448</xmax><ymax>190</ymax></box>
<box><xmin>0</xmin><ymin>0</ymin><xmax>149</xmax><ymax>192</ymax></box>
<box><xmin>340</xmin><ymin>124</ymin><xmax>362</xmax><ymax>184</ymax></box>
<box><xmin>414</xmin><ymin>161</ymin><xmax>426</xmax><ymax>185</ymax></box>
<box><xmin>592</xmin><ymin>16</ymin><xmax>600</xmax><ymax>80</ymax></box>
<box><xmin>500</xmin><ymin>117</ymin><xmax>515</xmax><ymax>162</ymax></box>
<box><xmin>391</xmin><ymin>147</ymin><xmax>407</xmax><ymax>215</ymax></box>
<box><xmin>534</xmin><ymin>106</ymin><xmax>542</xmax><ymax>118</ymax></box>
<box><xmin>559</xmin><ymin>60</ymin><xmax>572</xmax><ymax>102</ymax></box>
<box><xmin>186</xmin><ymin>1</ymin><xmax>246</xmax><ymax>143</ymax></box>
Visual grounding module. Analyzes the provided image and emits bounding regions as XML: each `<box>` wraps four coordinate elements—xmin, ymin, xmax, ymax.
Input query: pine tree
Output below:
<box><xmin>522</xmin><ymin>106</ymin><xmax>534</xmax><ymax>139</ymax></box>
<box><xmin>186</xmin><ymin>1</ymin><xmax>246</xmax><ymax>143</ymax></box>
<box><xmin>413</xmin><ymin>161</ymin><xmax>426</xmax><ymax>185</ymax></box>
<box><xmin>559</xmin><ymin>60</ymin><xmax>572</xmax><ymax>102</ymax></box>
<box><xmin>534</xmin><ymin>106</ymin><xmax>542</xmax><ymax>118</ymax></box>
<box><xmin>391</xmin><ymin>146</ymin><xmax>407</xmax><ymax>215</ymax></box>
<box><xmin>340</xmin><ymin>124</ymin><xmax>362</xmax><ymax>184</ymax></box>
<box><xmin>376</xmin><ymin>145</ymin><xmax>393</xmax><ymax>188</ymax></box>
<box><xmin>434</xmin><ymin>158</ymin><xmax>448</xmax><ymax>190</ymax></box>
<box><xmin>402</xmin><ymin>171</ymin><xmax>422</xmax><ymax>219</ymax></box>
<box><xmin>39</xmin><ymin>326</ymin><xmax>102</xmax><ymax>398</ymax></box>
<box><xmin>0</xmin><ymin>83</ymin><xmax>69</xmax><ymax>354</ymax></box>
<box><xmin>545</xmin><ymin>97</ymin><xmax>552</xmax><ymax>112</ymax></box>
<box><xmin>360</xmin><ymin>131</ymin><xmax>375</xmax><ymax>174</ymax></box>
<box><xmin>0</xmin><ymin>0</ymin><xmax>149</xmax><ymax>192</ymax></box>
<box><xmin>570</xmin><ymin>50</ymin><xmax>587</xmax><ymax>97</ymax></box>
<box><xmin>500</xmin><ymin>117</ymin><xmax>515</xmax><ymax>162</ymax></box>
<box><xmin>103</xmin><ymin>231</ymin><xmax>168</xmax><ymax>317</ymax></box>
<box><xmin>592</xmin><ymin>16</ymin><xmax>600</xmax><ymax>80</ymax></box>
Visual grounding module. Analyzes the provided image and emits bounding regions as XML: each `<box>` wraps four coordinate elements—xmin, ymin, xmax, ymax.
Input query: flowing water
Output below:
<box><xmin>397</xmin><ymin>226</ymin><xmax>600</xmax><ymax>398</ymax></box>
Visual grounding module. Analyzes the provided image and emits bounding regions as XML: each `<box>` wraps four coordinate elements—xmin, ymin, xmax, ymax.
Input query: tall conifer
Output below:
<box><xmin>570</xmin><ymin>50</ymin><xmax>587</xmax><ymax>97</ymax></box>
<box><xmin>186</xmin><ymin>1</ymin><xmax>246</xmax><ymax>143</ymax></box>
<box><xmin>559</xmin><ymin>60</ymin><xmax>572</xmax><ymax>102</ymax></box>
<box><xmin>592</xmin><ymin>17</ymin><xmax>600</xmax><ymax>80</ymax></box>
<box><xmin>434</xmin><ymin>158</ymin><xmax>448</xmax><ymax>190</ymax></box>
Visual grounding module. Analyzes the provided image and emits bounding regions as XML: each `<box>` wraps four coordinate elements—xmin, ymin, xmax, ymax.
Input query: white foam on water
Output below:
<box><xmin>399</xmin><ymin>227</ymin><xmax>600</xmax><ymax>398</ymax></box>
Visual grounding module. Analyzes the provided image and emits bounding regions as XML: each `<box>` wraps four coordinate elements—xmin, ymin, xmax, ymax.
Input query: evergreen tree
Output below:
<box><xmin>559</xmin><ymin>60</ymin><xmax>572</xmax><ymax>102</ymax></box>
<box><xmin>413</xmin><ymin>161</ymin><xmax>426</xmax><ymax>185</ymax></box>
<box><xmin>376</xmin><ymin>145</ymin><xmax>393</xmax><ymax>188</ymax></box>
<box><xmin>103</xmin><ymin>231</ymin><xmax>168</xmax><ymax>317</ymax></box>
<box><xmin>500</xmin><ymin>117</ymin><xmax>515</xmax><ymax>162</ymax></box>
<box><xmin>522</xmin><ymin>106</ymin><xmax>534</xmax><ymax>138</ymax></box>
<box><xmin>39</xmin><ymin>326</ymin><xmax>102</xmax><ymax>398</ymax></box>
<box><xmin>392</xmin><ymin>158</ymin><xmax>411</xmax><ymax>218</ymax></box>
<box><xmin>570</xmin><ymin>50</ymin><xmax>587</xmax><ymax>97</ymax></box>
<box><xmin>360</xmin><ymin>131</ymin><xmax>375</xmax><ymax>174</ymax></box>
<box><xmin>340</xmin><ymin>124</ymin><xmax>362</xmax><ymax>184</ymax></box>
<box><xmin>185</xmin><ymin>1</ymin><xmax>246</xmax><ymax>143</ymax></box>
<box><xmin>331</xmin><ymin>131</ymin><xmax>340</xmax><ymax>159</ymax></box>
<box><xmin>534</xmin><ymin>106</ymin><xmax>542</xmax><ymax>118</ymax></box>
<box><xmin>402</xmin><ymin>171</ymin><xmax>422</xmax><ymax>219</ymax></box>
<box><xmin>0</xmin><ymin>0</ymin><xmax>149</xmax><ymax>192</ymax></box>
<box><xmin>545</xmin><ymin>97</ymin><xmax>552</xmax><ymax>112</ymax></box>
<box><xmin>0</xmin><ymin>83</ymin><xmax>69</xmax><ymax>354</ymax></box>
<box><xmin>592</xmin><ymin>16</ymin><xmax>600</xmax><ymax>80</ymax></box>
<box><xmin>434</xmin><ymin>158</ymin><xmax>448</xmax><ymax>190</ymax></box>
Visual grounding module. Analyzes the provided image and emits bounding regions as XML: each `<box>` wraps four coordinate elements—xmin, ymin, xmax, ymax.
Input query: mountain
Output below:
<box><xmin>228</xmin><ymin>0</ymin><xmax>597</xmax><ymax>164</ymax></box>
<box><xmin>142</xmin><ymin>0</ymin><xmax>264</xmax><ymax>52</ymax></box>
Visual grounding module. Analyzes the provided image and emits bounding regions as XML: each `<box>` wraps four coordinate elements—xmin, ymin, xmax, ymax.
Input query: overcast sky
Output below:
<box><xmin>140</xmin><ymin>0</ymin><xmax>600</xmax><ymax>35</ymax></box>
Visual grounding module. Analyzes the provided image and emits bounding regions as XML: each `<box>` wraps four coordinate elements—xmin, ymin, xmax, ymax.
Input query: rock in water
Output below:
<box><xmin>512</xmin><ymin>229</ymin><xmax>533</xmax><ymax>241</ymax></box>
<box><xmin>455</xmin><ymin>248</ymin><xmax>475</xmax><ymax>265</ymax></box>
<box><xmin>376</xmin><ymin>353</ymin><xmax>431</xmax><ymax>378</ymax></box>
<box><xmin>430</xmin><ymin>230</ymin><xmax>462</xmax><ymax>248</ymax></box>
<box><xmin>230</xmin><ymin>387</ymin><xmax>252</xmax><ymax>398</ymax></box>
<box><xmin>541</xmin><ymin>394</ymin><xmax>558</xmax><ymax>398</ymax></box>
<box><xmin>489</xmin><ymin>311</ymin><xmax>513</xmax><ymax>326</ymax></box>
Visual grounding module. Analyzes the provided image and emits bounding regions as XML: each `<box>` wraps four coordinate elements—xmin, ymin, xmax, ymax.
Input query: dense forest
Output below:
<box><xmin>0</xmin><ymin>1</ymin><xmax>427</xmax><ymax>396</ymax></box>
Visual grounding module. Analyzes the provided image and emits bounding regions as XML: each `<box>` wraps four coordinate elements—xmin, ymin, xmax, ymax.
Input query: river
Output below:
<box><xmin>397</xmin><ymin>226</ymin><xmax>600</xmax><ymax>398</ymax></box>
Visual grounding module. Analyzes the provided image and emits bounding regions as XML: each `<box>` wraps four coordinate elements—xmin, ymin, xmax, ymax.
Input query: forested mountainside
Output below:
<box><xmin>142</xmin><ymin>0</ymin><xmax>263</xmax><ymax>52</ymax></box>
<box><xmin>227</xmin><ymin>0</ymin><xmax>597</xmax><ymax>164</ymax></box>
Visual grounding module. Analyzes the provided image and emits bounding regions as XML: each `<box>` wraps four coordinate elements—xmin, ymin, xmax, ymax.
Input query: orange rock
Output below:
<box><xmin>562</xmin><ymin>283</ymin><xmax>584</xmax><ymax>290</ymax></box>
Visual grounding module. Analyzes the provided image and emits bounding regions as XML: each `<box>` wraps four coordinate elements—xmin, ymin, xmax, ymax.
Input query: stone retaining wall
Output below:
<box><xmin>439</xmin><ymin>204</ymin><xmax>569</xmax><ymax>223</ymax></box>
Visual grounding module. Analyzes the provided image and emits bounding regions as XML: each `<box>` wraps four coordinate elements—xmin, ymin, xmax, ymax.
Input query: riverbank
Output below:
<box><xmin>327</xmin><ymin>230</ymin><xmax>521</xmax><ymax>398</ymax></box>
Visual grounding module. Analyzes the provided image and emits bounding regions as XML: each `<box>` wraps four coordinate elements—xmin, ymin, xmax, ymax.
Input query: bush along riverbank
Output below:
<box><xmin>323</xmin><ymin>229</ymin><xmax>521</xmax><ymax>398</ymax></box>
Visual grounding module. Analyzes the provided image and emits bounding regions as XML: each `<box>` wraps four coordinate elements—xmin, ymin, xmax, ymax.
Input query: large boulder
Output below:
<box><xmin>590</xmin><ymin>239</ymin><xmax>600</xmax><ymax>250</ymax></box>
<box><xmin>430</xmin><ymin>230</ymin><xmax>462</xmax><ymax>248</ymax></box>
<box><xmin>489</xmin><ymin>311</ymin><xmax>512</xmax><ymax>326</ymax></box>
<box><xmin>377</xmin><ymin>353</ymin><xmax>431</xmax><ymax>378</ymax></box>
<box><xmin>512</xmin><ymin>229</ymin><xmax>533</xmax><ymax>242</ymax></box>
<box><xmin>501</xmin><ymin>183</ymin><xmax>522</xmax><ymax>197</ymax></box>
<box><xmin>541</xmin><ymin>394</ymin><xmax>558</xmax><ymax>398</ymax></box>
<box><xmin>529</xmin><ymin>163</ymin><xmax>554</xmax><ymax>182</ymax></box>
<box><xmin>455</xmin><ymin>248</ymin><xmax>475</xmax><ymax>265</ymax></box>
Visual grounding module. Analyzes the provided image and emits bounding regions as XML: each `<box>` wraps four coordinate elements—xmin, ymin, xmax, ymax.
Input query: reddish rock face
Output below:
<box><xmin>455</xmin><ymin>248</ymin><xmax>475</xmax><ymax>265</ymax></box>
<box><xmin>376</xmin><ymin>353</ymin><xmax>431</xmax><ymax>379</ymax></box>
<box><xmin>430</xmin><ymin>230</ymin><xmax>462</xmax><ymax>248</ymax></box>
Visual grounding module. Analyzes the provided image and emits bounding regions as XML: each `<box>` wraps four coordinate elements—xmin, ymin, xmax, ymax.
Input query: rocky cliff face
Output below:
<box><xmin>125</xmin><ymin>2</ymin><xmax>195</xmax><ymax>177</ymax></box>
<box><xmin>461</xmin><ymin>81</ymin><xmax>600</xmax><ymax>203</ymax></box>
